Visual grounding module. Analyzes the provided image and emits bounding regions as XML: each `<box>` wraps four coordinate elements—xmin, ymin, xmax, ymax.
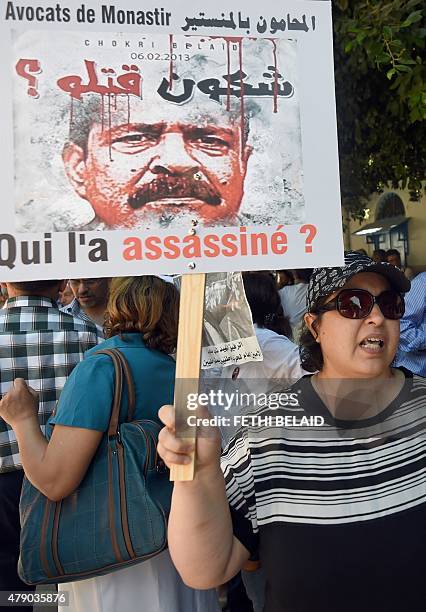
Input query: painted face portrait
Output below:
<box><xmin>63</xmin><ymin>97</ymin><xmax>251</xmax><ymax>228</ymax></box>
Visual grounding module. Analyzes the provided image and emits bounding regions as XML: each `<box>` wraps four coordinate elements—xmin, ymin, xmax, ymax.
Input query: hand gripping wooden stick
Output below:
<box><xmin>170</xmin><ymin>273</ymin><xmax>206</xmax><ymax>482</ymax></box>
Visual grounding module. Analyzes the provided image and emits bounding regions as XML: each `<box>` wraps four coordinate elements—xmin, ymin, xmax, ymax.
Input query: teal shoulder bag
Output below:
<box><xmin>19</xmin><ymin>348</ymin><xmax>172</xmax><ymax>584</ymax></box>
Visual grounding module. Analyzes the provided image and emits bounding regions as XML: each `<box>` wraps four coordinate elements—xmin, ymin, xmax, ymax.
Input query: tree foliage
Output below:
<box><xmin>333</xmin><ymin>0</ymin><xmax>425</xmax><ymax>219</ymax></box>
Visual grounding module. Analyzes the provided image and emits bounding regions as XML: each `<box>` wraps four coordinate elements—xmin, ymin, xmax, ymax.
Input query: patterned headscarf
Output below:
<box><xmin>307</xmin><ymin>251</ymin><xmax>410</xmax><ymax>312</ymax></box>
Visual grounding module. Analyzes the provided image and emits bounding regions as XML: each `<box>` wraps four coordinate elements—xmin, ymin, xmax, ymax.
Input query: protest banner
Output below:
<box><xmin>0</xmin><ymin>0</ymin><xmax>343</xmax><ymax>280</ymax></box>
<box><xmin>0</xmin><ymin>0</ymin><xmax>342</xmax><ymax>479</ymax></box>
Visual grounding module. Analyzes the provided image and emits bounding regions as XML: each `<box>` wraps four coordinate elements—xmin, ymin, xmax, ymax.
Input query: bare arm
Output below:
<box><xmin>158</xmin><ymin>405</ymin><xmax>250</xmax><ymax>589</ymax></box>
<box><xmin>0</xmin><ymin>379</ymin><xmax>102</xmax><ymax>501</ymax></box>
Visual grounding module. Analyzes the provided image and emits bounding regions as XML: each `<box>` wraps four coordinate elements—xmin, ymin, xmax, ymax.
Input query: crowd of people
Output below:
<box><xmin>0</xmin><ymin>248</ymin><xmax>424</xmax><ymax>612</ymax></box>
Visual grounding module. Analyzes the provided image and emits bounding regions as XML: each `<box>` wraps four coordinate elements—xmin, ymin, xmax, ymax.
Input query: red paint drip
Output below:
<box><xmin>271</xmin><ymin>39</ymin><xmax>279</xmax><ymax>114</ymax></box>
<box><xmin>108</xmin><ymin>94</ymin><xmax>113</xmax><ymax>162</ymax></box>
<box><xmin>215</xmin><ymin>36</ymin><xmax>245</xmax><ymax>112</ymax></box>
<box><xmin>238</xmin><ymin>40</ymin><xmax>245</xmax><ymax>156</ymax></box>
<box><xmin>169</xmin><ymin>34</ymin><xmax>173</xmax><ymax>91</ymax></box>
<box><xmin>217</xmin><ymin>36</ymin><xmax>245</xmax><ymax>158</ymax></box>
<box><xmin>101</xmin><ymin>94</ymin><xmax>105</xmax><ymax>131</ymax></box>
<box><xmin>226</xmin><ymin>40</ymin><xmax>231</xmax><ymax>111</ymax></box>
<box><xmin>113</xmin><ymin>94</ymin><xmax>118</xmax><ymax>111</ymax></box>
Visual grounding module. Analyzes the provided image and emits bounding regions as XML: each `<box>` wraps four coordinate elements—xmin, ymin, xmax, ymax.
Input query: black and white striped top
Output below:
<box><xmin>221</xmin><ymin>370</ymin><xmax>426</xmax><ymax>612</ymax></box>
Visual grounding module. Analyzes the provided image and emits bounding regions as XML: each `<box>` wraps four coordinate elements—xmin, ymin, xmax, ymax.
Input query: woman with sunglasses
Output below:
<box><xmin>157</xmin><ymin>252</ymin><xmax>426</xmax><ymax>612</ymax></box>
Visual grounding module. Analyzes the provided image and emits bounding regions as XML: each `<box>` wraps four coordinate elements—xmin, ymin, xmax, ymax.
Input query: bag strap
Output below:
<box><xmin>108</xmin><ymin>349</ymin><xmax>136</xmax><ymax>422</ymax></box>
<box><xmin>95</xmin><ymin>348</ymin><xmax>136</xmax><ymax>438</ymax></box>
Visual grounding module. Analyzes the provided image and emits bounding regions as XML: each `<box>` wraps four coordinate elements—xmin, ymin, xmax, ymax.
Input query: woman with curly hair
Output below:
<box><xmin>0</xmin><ymin>276</ymin><xmax>220</xmax><ymax>612</ymax></box>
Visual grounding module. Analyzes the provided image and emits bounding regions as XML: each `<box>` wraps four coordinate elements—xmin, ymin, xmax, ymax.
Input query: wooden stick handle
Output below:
<box><xmin>170</xmin><ymin>273</ymin><xmax>206</xmax><ymax>482</ymax></box>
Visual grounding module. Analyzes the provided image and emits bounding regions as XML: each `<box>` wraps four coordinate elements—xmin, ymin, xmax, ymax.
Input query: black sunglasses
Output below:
<box><xmin>316</xmin><ymin>288</ymin><xmax>405</xmax><ymax>320</ymax></box>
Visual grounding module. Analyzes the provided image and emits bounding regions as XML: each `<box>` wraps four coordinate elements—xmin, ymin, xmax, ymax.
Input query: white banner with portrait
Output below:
<box><xmin>0</xmin><ymin>0</ymin><xmax>343</xmax><ymax>279</ymax></box>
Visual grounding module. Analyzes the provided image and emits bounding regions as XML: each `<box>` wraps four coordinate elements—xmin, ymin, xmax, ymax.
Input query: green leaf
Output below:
<box><xmin>388</xmin><ymin>39</ymin><xmax>403</xmax><ymax>51</ymax></box>
<box><xmin>405</xmin><ymin>11</ymin><xmax>423</xmax><ymax>25</ymax></box>
<box><xmin>383</xmin><ymin>26</ymin><xmax>393</xmax><ymax>38</ymax></box>
<box><xmin>387</xmin><ymin>68</ymin><xmax>397</xmax><ymax>79</ymax></box>
<box><xmin>376</xmin><ymin>52</ymin><xmax>391</xmax><ymax>63</ymax></box>
<box><xmin>395</xmin><ymin>64</ymin><xmax>412</xmax><ymax>72</ymax></box>
<box><xmin>405</xmin><ymin>0</ymin><xmax>423</xmax><ymax>11</ymax></box>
